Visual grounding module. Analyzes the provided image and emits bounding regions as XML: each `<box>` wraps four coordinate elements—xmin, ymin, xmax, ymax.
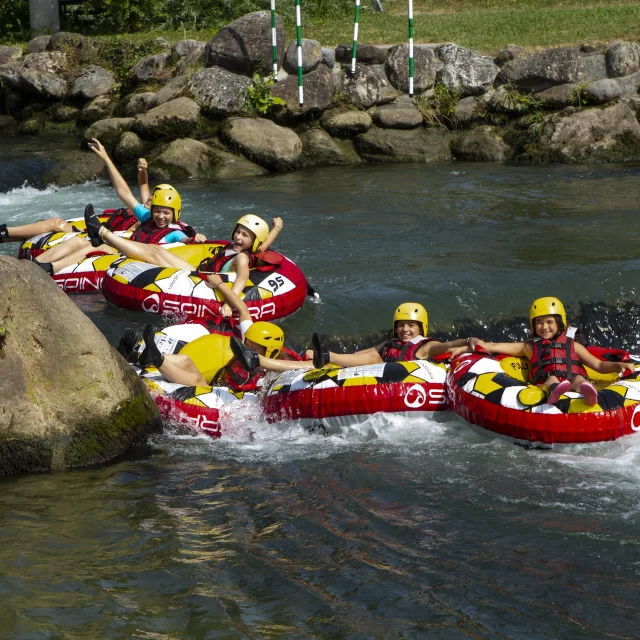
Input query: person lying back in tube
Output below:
<box><xmin>309</xmin><ymin>303</ymin><xmax>472</xmax><ymax>368</ymax></box>
<box><xmin>449</xmin><ymin>296</ymin><xmax>636</xmax><ymax>406</ymax></box>
<box><xmin>127</xmin><ymin>274</ymin><xmax>311</xmax><ymax>393</ymax></box>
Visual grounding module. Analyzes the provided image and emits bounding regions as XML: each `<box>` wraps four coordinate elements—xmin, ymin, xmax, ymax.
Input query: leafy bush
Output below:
<box><xmin>244</xmin><ymin>73</ymin><xmax>285</xmax><ymax>115</ymax></box>
<box><xmin>2</xmin><ymin>0</ymin><xmax>30</xmax><ymax>42</ymax></box>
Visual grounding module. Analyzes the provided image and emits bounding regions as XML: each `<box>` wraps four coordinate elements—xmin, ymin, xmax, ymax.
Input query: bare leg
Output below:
<box><xmin>36</xmin><ymin>236</ymin><xmax>90</xmax><ymax>263</ymax></box>
<box><xmin>100</xmin><ymin>228</ymin><xmax>194</xmax><ymax>271</ymax></box>
<box><xmin>258</xmin><ymin>356</ymin><xmax>313</xmax><ymax>372</ymax></box>
<box><xmin>38</xmin><ymin>243</ymin><xmax>117</xmax><ymax>274</ymax></box>
<box><xmin>158</xmin><ymin>354</ymin><xmax>208</xmax><ymax>387</ymax></box>
<box><xmin>2</xmin><ymin>217</ymin><xmax>75</xmax><ymax>241</ymax></box>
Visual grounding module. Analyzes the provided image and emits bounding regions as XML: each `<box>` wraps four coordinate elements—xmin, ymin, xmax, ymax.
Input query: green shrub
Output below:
<box><xmin>243</xmin><ymin>73</ymin><xmax>285</xmax><ymax>116</ymax></box>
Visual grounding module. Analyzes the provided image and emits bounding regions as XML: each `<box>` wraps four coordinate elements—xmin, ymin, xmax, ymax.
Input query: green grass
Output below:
<box><xmin>297</xmin><ymin>3</ymin><xmax>640</xmax><ymax>52</ymax></box>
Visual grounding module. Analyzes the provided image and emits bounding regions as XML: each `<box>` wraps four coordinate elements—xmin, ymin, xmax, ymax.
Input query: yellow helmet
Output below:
<box><xmin>151</xmin><ymin>187</ymin><xmax>182</xmax><ymax>221</ymax></box>
<box><xmin>152</xmin><ymin>183</ymin><xmax>177</xmax><ymax>193</ymax></box>
<box><xmin>393</xmin><ymin>302</ymin><xmax>428</xmax><ymax>336</ymax></box>
<box><xmin>529</xmin><ymin>296</ymin><xmax>566</xmax><ymax>331</ymax></box>
<box><xmin>244</xmin><ymin>321</ymin><xmax>284</xmax><ymax>359</ymax></box>
<box><xmin>234</xmin><ymin>214</ymin><xmax>269</xmax><ymax>252</ymax></box>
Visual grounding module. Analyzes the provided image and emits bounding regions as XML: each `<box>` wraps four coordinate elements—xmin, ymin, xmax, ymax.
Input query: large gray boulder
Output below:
<box><xmin>171</xmin><ymin>39</ymin><xmax>205</xmax><ymax>60</ymax></box>
<box><xmin>340</xmin><ymin>64</ymin><xmax>397</xmax><ymax>108</ymax></box>
<box><xmin>152</xmin><ymin>75</ymin><xmax>187</xmax><ymax>107</ymax></box>
<box><xmin>0</xmin><ymin>46</ymin><xmax>22</xmax><ymax>66</ymax></box>
<box><xmin>7</xmin><ymin>52</ymin><xmax>69</xmax><ymax>99</ymax></box>
<box><xmin>354</xmin><ymin>126</ymin><xmax>452</xmax><ymax>162</ymax></box>
<box><xmin>132</xmin><ymin>97</ymin><xmax>200</xmax><ymax>140</ymax></box>
<box><xmin>222</xmin><ymin>117</ymin><xmax>302</xmax><ymax>170</ymax></box>
<box><xmin>386</xmin><ymin>44</ymin><xmax>438</xmax><ymax>94</ymax></box>
<box><xmin>451</xmin><ymin>126</ymin><xmax>509</xmax><ymax>162</ymax></box>
<box><xmin>205</xmin><ymin>11</ymin><xmax>285</xmax><ymax>76</ymax></box>
<box><xmin>118</xmin><ymin>91</ymin><xmax>156</xmax><ymax>117</ymax></box>
<box><xmin>373</xmin><ymin>103</ymin><xmax>423</xmax><ymax>129</ymax></box>
<box><xmin>78</xmin><ymin>95</ymin><xmax>115</xmax><ymax>125</ymax></box>
<box><xmin>494</xmin><ymin>44</ymin><xmax>524</xmax><ymax>67</ymax></box>
<box><xmin>70</xmin><ymin>65</ymin><xmax>115</xmax><ymax>100</ymax></box>
<box><xmin>499</xmin><ymin>47</ymin><xmax>607</xmax><ymax>92</ymax></box>
<box><xmin>299</xmin><ymin>128</ymin><xmax>354</xmax><ymax>167</ymax></box>
<box><xmin>150</xmin><ymin>138</ymin><xmax>216</xmax><ymax>179</ymax></box>
<box><xmin>453</xmin><ymin>95</ymin><xmax>487</xmax><ymax>126</ymax></box>
<box><xmin>271</xmin><ymin>65</ymin><xmax>334</xmax><ymax>117</ymax></box>
<box><xmin>0</xmin><ymin>256</ymin><xmax>160</xmax><ymax>476</ymax></box>
<box><xmin>487</xmin><ymin>85</ymin><xmax>533</xmax><ymax>115</ymax></box>
<box><xmin>188</xmin><ymin>67</ymin><xmax>250</xmax><ymax>116</ymax></box>
<box><xmin>321</xmin><ymin>110</ymin><xmax>372</xmax><ymax>137</ymax></box>
<box><xmin>584</xmin><ymin>72</ymin><xmax>640</xmax><ymax>104</ymax></box>
<box><xmin>82</xmin><ymin>117</ymin><xmax>134</xmax><ymax>147</ymax></box>
<box><xmin>605</xmin><ymin>42</ymin><xmax>640</xmax><ymax>78</ymax></box>
<box><xmin>130</xmin><ymin>52</ymin><xmax>173</xmax><ymax>84</ymax></box>
<box><xmin>113</xmin><ymin>131</ymin><xmax>146</xmax><ymax>164</ymax></box>
<box><xmin>335</xmin><ymin>44</ymin><xmax>388</xmax><ymax>65</ymax></box>
<box><xmin>436</xmin><ymin>44</ymin><xmax>499</xmax><ymax>96</ymax></box>
<box><xmin>53</xmin><ymin>104</ymin><xmax>80</xmax><ymax>122</ymax></box>
<box><xmin>537</xmin><ymin>102</ymin><xmax>640</xmax><ymax>163</ymax></box>
<box><xmin>49</xmin><ymin>31</ymin><xmax>87</xmax><ymax>53</ymax></box>
<box><xmin>283</xmin><ymin>39</ymin><xmax>322</xmax><ymax>74</ymax></box>
<box><xmin>210</xmin><ymin>149</ymin><xmax>269</xmax><ymax>179</ymax></box>
<box><xmin>27</xmin><ymin>35</ymin><xmax>50</xmax><ymax>54</ymax></box>
<box><xmin>175</xmin><ymin>48</ymin><xmax>205</xmax><ymax>76</ymax></box>
<box><xmin>534</xmin><ymin>83</ymin><xmax>581</xmax><ymax>109</ymax></box>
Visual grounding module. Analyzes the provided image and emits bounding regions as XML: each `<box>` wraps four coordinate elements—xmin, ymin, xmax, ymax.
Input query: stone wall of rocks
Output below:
<box><xmin>2</xmin><ymin>12</ymin><xmax>640</xmax><ymax>182</ymax></box>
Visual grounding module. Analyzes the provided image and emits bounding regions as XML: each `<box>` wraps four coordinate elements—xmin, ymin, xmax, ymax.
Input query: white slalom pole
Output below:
<box><xmin>408</xmin><ymin>0</ymin><xmax>414</xmax><ymax>96</ymax></box>
<box><xmin>350</xmin><ymin>0</ymin><xmax>360</xmax><ymax>77</ymax></box>
<box><xmin>271</xmin><ymin>0</ymin><xmax>278</xmax><ymax>80</ymax></box>
<box><xmin>296</xmin><ymin>0</ymin><xmax>304</xmax><ymax>106</ymax></box>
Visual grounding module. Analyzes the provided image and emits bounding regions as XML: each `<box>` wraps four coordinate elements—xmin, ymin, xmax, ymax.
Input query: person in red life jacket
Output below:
<box><xmin>309</xmin><ymin>302</ymin><xmax>471</xmax><ymax>368</ymax></box>
<box><xmin>1</xmin><ymin>156</ymin><xmax>150</xmax><ymax>247</ymax></box>
<box><xmin>134</xmin><ymin>274</ymin><xmax>310</xmax><ymax>391</ymax></box>
<box><xmin>458</xmin><ymin>296</ymin><xmax>636</xmax><ymax>406</ymax></box>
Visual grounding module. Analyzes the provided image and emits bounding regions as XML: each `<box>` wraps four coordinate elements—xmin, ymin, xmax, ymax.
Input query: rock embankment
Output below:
<box><xmin>3</xmin><ymin>12</ymin><xmax>640</xmax><ymax>181</ymax></box>
<box><xmin>0</xmin><ymin>256</ymin><xmax>161</xmax><ymax>476</ymax></box>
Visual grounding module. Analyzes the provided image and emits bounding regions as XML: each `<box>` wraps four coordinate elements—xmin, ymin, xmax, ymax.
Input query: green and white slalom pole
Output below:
<box><xmin>350</xmin><ymin>0</ymin><xmax>360</xmax><ymax>77</ymax></box>
<box><xmin>270</xmin><ymin>0</ymin><xmax>278</xmax><ymax>80</ymax></box>
<box><xmin>408</xmin><ymin>0</ymin><xmax>414</xmax><ymax>96</ymax></box>
<box><xmin>296</xmin><ymin>0</ymin><xmax>304</xmax><ymax>106</ymax></box>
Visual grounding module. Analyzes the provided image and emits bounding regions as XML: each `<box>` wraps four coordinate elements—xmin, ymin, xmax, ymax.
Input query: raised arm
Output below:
<box><xmin>88</xmin><ymin>139</ymin><xmax>139</xmax><ymax>211</ymax></box>
<box><xmin>206</xmin><ymin>273</ymin><xmax>252</xmax><ymax>324</ymax></box>
<box><xmin>418</xmin><ymin>338</ymin><xmax>469</xmax><ymax>359</ymax></box>
<box><xmin>259</xmin><ymin>217</ymin><xmax>283</xmax><ymax>253</ymax></box>
<box><xmin>138</xmin><ymin>158</ymin><xmax>150</xmax><ymax>205</ymax></box>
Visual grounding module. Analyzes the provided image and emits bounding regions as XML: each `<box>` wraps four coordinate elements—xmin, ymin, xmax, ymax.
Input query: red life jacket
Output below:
<box><xmin>529</xmin><ymin>327</ymin><xmax>588</xmax><ymax>384</ymax></box>
<box><xmin>103</xmin><ymin>208</ymin><xmax>138</xmax><ymax>232</ymax></box>
<box><xmin>379</xmin><ymin>336</ymin><xmax>433</xmax><ymax>363</ymax></box>
<box><xmin>131</xmin><ymin>219</ymin><xmax>196</xmax><ymax>244</ymax></box>
<box><xmin>213</xmin><ymin>346</ymin><xmax>303</xmax><ymax>392</ymax></box>
<box><xmin>197</xmin><ymin>243</ymin><xmax>283</xmax><ymax>273</ymax></box>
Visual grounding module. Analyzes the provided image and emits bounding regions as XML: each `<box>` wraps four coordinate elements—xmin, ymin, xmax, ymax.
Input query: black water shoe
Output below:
<box><xmin>138</xmin><ymin>325</ymin><xmax>164</xmax><ymax>369</ymax></box>
<box><xmin>117</xmin><ymin>328</ymin><xmax>141</xmax><ymax>363</ymax></box>
<box><xmin>311</xmin><ymin>333</ymin><xmax>330</xmax><ymax>369</ymax></box>
<box><xmin>84</xmin><ymin>204</ymin><xmax>103</xmax><ymax>247</ymax></box>
<box><xmin>230</xmin><ymin>336</ymin><xmax>260</xmax><ymax>371</ymax></box>
<box><xmin>36</xmin><ymin>261</ymin><xmax>54</xmax><ymax>275</ymax></box>
<box><xmin>0</xmin><ymin>224</ymin><xmax>8</xmax><ymax>243</ymax></box>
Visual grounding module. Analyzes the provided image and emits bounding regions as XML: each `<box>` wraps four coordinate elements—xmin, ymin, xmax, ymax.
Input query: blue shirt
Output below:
<box><xmin>133</xmin><ymin>203</ymin><xmax>187</xmax><ymax>243</ymax></box>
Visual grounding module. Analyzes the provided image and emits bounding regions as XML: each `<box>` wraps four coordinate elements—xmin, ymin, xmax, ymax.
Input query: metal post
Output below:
<box><xmin>296</xmin><ymin>0</ymin><xmax>304</xmax><ymax>106</ymax></box>
<box><xmin>29</xmin><ymin>0</ymin><xmax>60</xmax><ymax>35</ymax></box>
<box><xmin>350</xmin><ymin>0</ymin><xmax>360</xmax><ymax>77</ymax></box>
<box><xmin>270</xmin><ymin>0</ymin><xmax>278</xmax><ymax>80</ymax></box>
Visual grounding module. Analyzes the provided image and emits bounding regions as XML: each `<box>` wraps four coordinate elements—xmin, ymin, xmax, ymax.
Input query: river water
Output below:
<box><xmin>2</xmin><ymin>142</ymin><xmax>640</xmax><ymax>638</ymax></box>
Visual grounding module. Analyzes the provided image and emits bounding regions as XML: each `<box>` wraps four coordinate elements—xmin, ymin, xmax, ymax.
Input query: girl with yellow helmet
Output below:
<box><xmin>309</xmin><ymin>302</ymin><xmax>471</xmax><ymax>368</ymax></box>
<box><xmin>455</xmin><ymin>296</ymin><xmax>636</xmax><ymax>406</ymax></box>
<box><xmin>34</xmin><ymin>140</ymin><xmax>206</xmax><ymax>275</ymax></box>
<box><xmin>135</xmin><ymin>273</ymin><xmax>310</xmax><ymax>391</ymax></box>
